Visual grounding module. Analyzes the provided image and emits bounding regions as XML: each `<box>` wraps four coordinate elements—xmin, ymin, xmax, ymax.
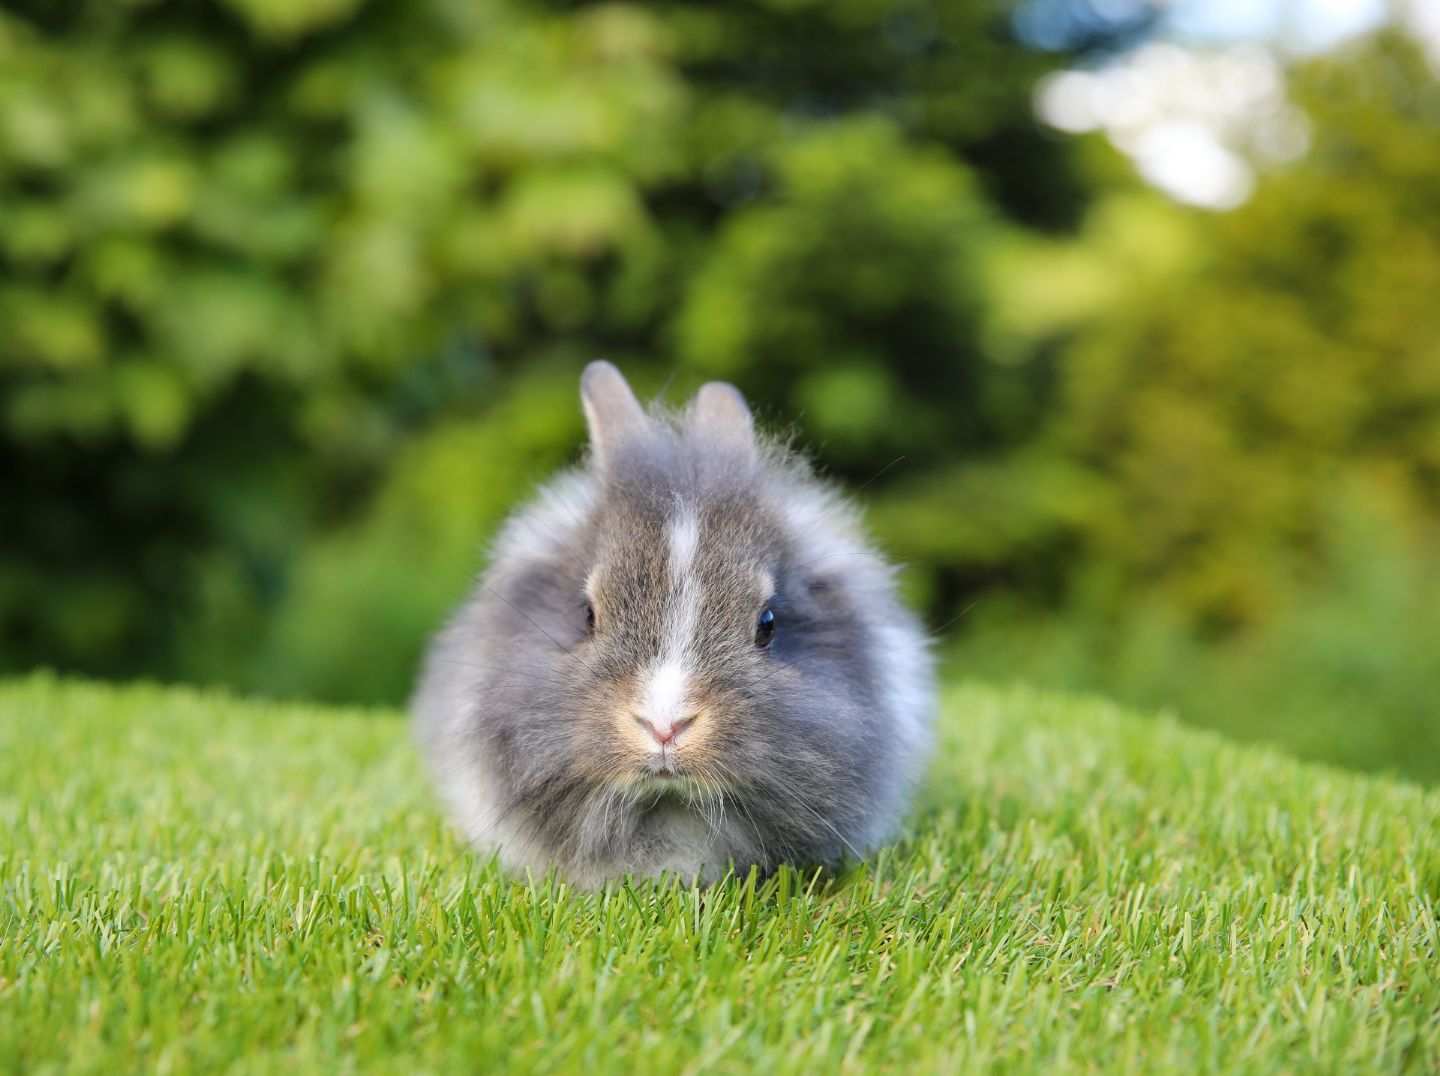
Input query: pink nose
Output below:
<box><xmin>637</xmin><ymin>713</ymin><xmax>695</xmax><ymax>746</ymax></box>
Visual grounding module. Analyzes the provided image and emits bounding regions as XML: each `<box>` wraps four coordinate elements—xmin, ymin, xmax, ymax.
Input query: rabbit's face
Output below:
<box><xmin>583</xmin><ymin>493</ymin><xmax>781</xmax><ymax>789</ymax></box>
<box><xmin>579</xmin><ymin>486</ymin><xmax>872</xmax><ymax>793</ymax></box>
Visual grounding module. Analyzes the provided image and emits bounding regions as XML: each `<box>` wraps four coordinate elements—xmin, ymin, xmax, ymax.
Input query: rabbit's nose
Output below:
<box><xmin>635</xmin><ymin>712</ymin><xmax>696</xmax><ymax>746</ymax></box>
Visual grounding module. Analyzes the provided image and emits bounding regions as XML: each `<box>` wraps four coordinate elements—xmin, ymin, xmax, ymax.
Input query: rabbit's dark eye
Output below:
<box><xmin>584</xmin><ymin>602</ymin><xmax>596</xmax><ymax>637</ymax></box>
<box><xmin>755</xmin><ymin>606</ymin><xmax>775</xmax><ymax>648</ymax></box>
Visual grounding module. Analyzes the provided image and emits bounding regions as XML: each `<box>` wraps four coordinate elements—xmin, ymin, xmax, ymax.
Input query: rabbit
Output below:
<box><xmin>412</xmin><ymin>361</ymin><xmax>933</xmax><ymax>888</ymax></box>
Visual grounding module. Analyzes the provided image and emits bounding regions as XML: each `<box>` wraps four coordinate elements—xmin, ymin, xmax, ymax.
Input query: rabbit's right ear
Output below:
<box><xmin>581</xmin><ymin>360</ymin><xmax>648</xmax><ymax>467</ymax></box>
<box><xmin>693</xmin><ymin>380</ymin><xmax>755</xmax><ymax>461</ymax></box>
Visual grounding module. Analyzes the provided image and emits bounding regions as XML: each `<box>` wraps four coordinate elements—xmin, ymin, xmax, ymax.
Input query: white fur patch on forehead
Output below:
<box><xmin>667</xmin><ymin>508</ymin><xmax>700</xmax><ymax>577</ymax></box>
<box><xmin>664</xmin><ymin>506</ymin><xmax>702</xmax><ymax>651</ymax></box>
<box><xmin>630</xmin><ymin>503</ymin><xmax>703</xmax><ymax>732</ymax></box>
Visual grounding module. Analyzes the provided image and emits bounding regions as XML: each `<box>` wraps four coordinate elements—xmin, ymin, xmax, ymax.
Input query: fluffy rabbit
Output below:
<box><xmin>412</xmin><ymin>362</ymin><xmax>933</xmax><ymax>887</ymax></box>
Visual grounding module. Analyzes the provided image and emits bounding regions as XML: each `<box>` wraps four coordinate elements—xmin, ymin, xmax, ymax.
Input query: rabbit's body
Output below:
<box><xmin>413</xmin><ymin>364</ymin><xmax>932</xmax><ymax>887</ymax></box>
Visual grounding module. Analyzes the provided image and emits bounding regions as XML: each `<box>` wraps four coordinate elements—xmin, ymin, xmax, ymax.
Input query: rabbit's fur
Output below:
<box><xmin>412</xmin><ymin>363</ymin><xmax>932</xmax><ymax>887</ymax></box>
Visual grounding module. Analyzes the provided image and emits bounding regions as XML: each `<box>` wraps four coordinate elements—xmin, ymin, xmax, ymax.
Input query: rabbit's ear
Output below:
<box><xmin>693</xmin><ymin>380</ymin><xmax>754</xmax><ymax>455</ymax></box>
<box><xmin>581</xmin><ymin>360</ymin><xmax>648</xmax><ymax>466</ymax></box>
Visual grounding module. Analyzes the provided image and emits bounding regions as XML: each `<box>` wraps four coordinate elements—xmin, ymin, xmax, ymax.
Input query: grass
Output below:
<box><xmin>1</xmin><ymin>674</ymin><xmax>1437</xmax><ymax>1073</ymax></box>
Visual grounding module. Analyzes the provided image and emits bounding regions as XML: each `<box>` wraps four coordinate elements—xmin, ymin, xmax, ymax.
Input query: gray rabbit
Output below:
<box><xmin>412</xmin><ymin>362</ymin><xmax>933</xmax><ymax>887</ymax></box>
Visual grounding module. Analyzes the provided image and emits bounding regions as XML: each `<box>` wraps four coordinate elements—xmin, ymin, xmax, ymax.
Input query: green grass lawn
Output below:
<box><xmin>2</xmin><ymin>675</ymin><xmax>1437</xmax><ymax>1073</ymax></box>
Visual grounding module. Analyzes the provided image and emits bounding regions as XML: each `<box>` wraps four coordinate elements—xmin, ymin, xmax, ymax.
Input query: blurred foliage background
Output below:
<box><xmin>2</xmin><ymin>0</ymin><xmax>1437</xmax><ymax>780</ymax></box>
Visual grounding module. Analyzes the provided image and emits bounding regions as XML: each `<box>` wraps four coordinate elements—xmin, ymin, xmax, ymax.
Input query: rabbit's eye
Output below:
<box><xmin>584</xmin><ymin>602</ymin><xmax>596</xmax><ymax>637</ymax></box>
<box><xmin>755</xmin><ymin>606</ymin><xmax>775</xmax><ymax>648</ymax></box>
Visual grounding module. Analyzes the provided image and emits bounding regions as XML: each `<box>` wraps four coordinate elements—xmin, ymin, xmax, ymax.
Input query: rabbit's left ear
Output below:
<box><xmin>581</xmin><ymin>360</ymin><xmax>649</xmax><ymax>467</ymax></box>
<box><xmin>693</xmin><ymin>380</ymin><xmax>754</xmax><ymax>456</ymax></box>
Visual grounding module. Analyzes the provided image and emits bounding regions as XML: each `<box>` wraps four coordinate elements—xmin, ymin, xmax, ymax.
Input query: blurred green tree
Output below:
<box><xmin>0</xmin><ymin>0</ymin><xmax>1086</xmax><ymax>693</ymax></box>
<box><xmin>930</xmin><ymin>32</ymin><xmax>1440</xmax><ymax>778</ymax></box>
<box><xmin>980</xmin><ymin>32</ymin><xmax>1440</xmax><ymax>630</ymax></box>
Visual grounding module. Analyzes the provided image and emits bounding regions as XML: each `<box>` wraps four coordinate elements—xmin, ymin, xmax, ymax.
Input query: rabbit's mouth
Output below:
<box><xmin>625</xmin><ymin>741</ymin><xmax>685</xmax><ymax>785</ymax></box>
<box><xmin>628</xmin><ymin>772</ymin><xmax>713</xmax><ymax>801</ymax></box>
<box><xmin>643</xmin><ymin>740</ymin><xmax>684</xmax><ymax>777</ymax></box>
